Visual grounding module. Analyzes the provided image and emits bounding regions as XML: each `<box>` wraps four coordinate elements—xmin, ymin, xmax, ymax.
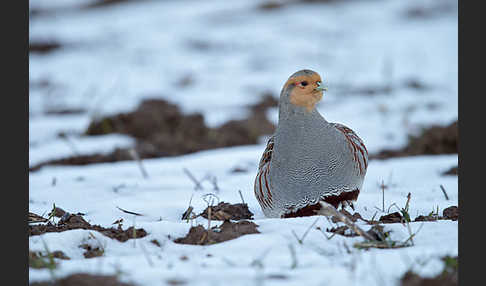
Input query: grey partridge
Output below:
<box><xmin>254</xmin><ymin>69</ymin><xmax>368</xmax><ymax>218</ymax></box>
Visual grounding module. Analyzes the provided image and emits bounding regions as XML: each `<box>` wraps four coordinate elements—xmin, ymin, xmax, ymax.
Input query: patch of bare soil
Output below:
<box><xmin>29</xmin><ymin>213</ymin><xmax>147</xmax><ymax>242</ymax></box>
<box><xmin>400</xmin><ymin>271</ymin><xmax>457</xmax><ymax>286</ymax></box>
<box><xmin>29</xmin><ymin>40</ymin><xmax>61</xmax><ymax>54</ymax></box>
<box><xmin>29</xmin><ymin>250</ymin><xmax>70</xmax><ymax>269</ymax></box>
<box><xmin>374</xmin><ymin>205</ymin><xmax>458</xmax><ymax>223</ymax></box>
<box><xmin>80</xmin><ymin>244</ymin><xmax>104</xmax><ymax>258</ymax></box>
<box><xmin>199</xmin><ymin>202</ymin><xmax>254</xmax><ymax>221</ymax></box>
<box><xmin>400</xmin><ymin>256</ymin><xmax>458</xmax><ymax>286</ymax></box>
<box><xmin>229</xmin><ymin>166</ymin><xmax>249</xmax><ymax>173</ymax></box>
<box><xmin>414</xmin><ymin>206</ymin><xmax>458</xmax><ymax>222</ymax></box>
<box><xmin>45</xmin><ymin>108</ymin><xmax>86</xmax><ymax>116</ymax></box>
<box><xmin>442</xmin><ymin>166</ymin><xmax>458</xmax><ymax>176</ymax></box>
<box><xmin>174</xmin><ymin>220</ymin><xmax>259</xmax><ymax>245</ymax></box>
<box><xmin>30</xmin><ymin>78</ymin><xmax>52</xmax><ymax>89</ymax></box>
<box><xmin>379</xmin><ymin>212</ymin><xmax>404</xmax><ymax>224</ymax></box>
<box><xmin>30</xmin><ymin>95</ymin><xmax>277</xmax><ymax>171</ymax></box>
<box><xmin>30</xmin><ymin>273</ymin><xmax>135</xmax><ymax>286</ymax></box>
<box><xmin>50</xmin><ymin>251</ymin><xmax>70</xmax><ymax>260</ymax></box>
<box><xmin>371</xmin><ymin>121</ymin><xmax>457</xmax><ymax>160</ymax></box>
<box><xmin>414</xmin><ymin>215</ymin><xmax>439</xmax><ymax>222</ymax></box>
<box><xmin>82</xmin><ymin>0</ymin><xmax>139</xmax><ymax>9</ymax></box>
<box><xmin>404</xmin><ymin>1</ymin><xmax>457</xmax><ymax>20</ymax></box>
<box><xmin>442</xmin><ymin>206</ymin><xmax>458</xmax><ymax>221</ymax></box>
<box><xmin>258</xmin><ymin>0</ymin><xmax>348</xmax><ymax>11</ymax></box>
<box><xmin>29</xmin><ymin>148</ymin><xmax>135</xmax><ymax>172</ymax></box>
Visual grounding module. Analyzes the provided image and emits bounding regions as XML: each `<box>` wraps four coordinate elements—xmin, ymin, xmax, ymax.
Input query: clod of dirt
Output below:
<box><xmin>80</xmin><ymin>244</ymin><xmax>104</xmax><ymax>259</ymax></box>
<box><xmin>443</xmin><ymin>166</ymin><xmax>458</xmax><ymax>176</ymax></box>
<box><xmin>404</xmin><ymin>1</ymin><xmax>456</xmax><ymax>20</ymax></box>
<box><xmin>29</xmin><ymin>214</ymin><xmax>147</xmax><ymax>242</ymax></box>
<box><xmin>413</xmin><ymin>206</ymin><xmax>458</xmax><ymax>222</ymax></box>
<box><xmin>414</xmin><ymin>215</ymin><xmax>439</xmax><ymax>222</ymax></box>
<box><xmin>29</xmin><ymin>251</ymin><xmax>57</xmax><ymax>269</ymax></box>
<box><xmin>166</xmin><ymin>279</ymin><xmax>187</xmax><ymax>286</ymax></box>
<box><xmin>29</xmin><ymin>250</ymin><xmax>70</xmax><ymax>269</ymax></box>
<box><xmin>258</xmin><ymin>0</ymin><xmax>348</xmax><ymax>11</ymax></box>
<box><xmin>49</xmin><ymin>206</ymin><xmax>67</xmax><ymax>218</ymax></box>
<box><xmin>174</xmin><ymin>220</ymin><xmax>259</xmax><ymax>245</ymax></box>
<box><xmin>176</xmin><ymin>74</ymin><xmax>195</xmax><ymax>88</ymax></box>
<box><xmin>442</xmin><ymin>206</ymin><xmax>459</xmax><ymax>221</ymax></box>
<box><xmin>86</xmin><ymin>99</ymin><xmax>210</xmax><ymax>151</ymax></box>
<box><xmin>49</xmin><ymin>251</ymin><xmax>70</xmax><ymax>260</ymax></box>
<box><xmin>229</xmin><ymin>166</ymin><xmax>248</xmax><ymax>173</ymax></box>
<box><xmin>266</xmin><ymin>274</ymin><xmax>288</xmax><ymax>280</ymax></box>
<box><xmin>45</xmin><ymin>108</ymin><xmax>86</xmax><ymax>116</ymax></box>
<box><xmin>250</xmin><ymin>93</ymin><xmax>279</xmax><ymax>113</ymax></box>
<box><xmin>29</xmin><ymin>148</ymin><xmax>135</xmax><ymax>172</ymax></box>
<box><xmin>179</xmin><ymin>255</ymin><xmax>189</xmax><ymax>261</ymax></box>
<box><xmin>199</xmin><ymin>202</ymin><xmax>254</xmax><ymax>221</ymax></box>
<box><xmin>29</xmin><ymin>273</ymin><xmax>135</xmax><ymax>286</ymax></box>
<box><xmin>29</xmin><ymin>212</ymin><xmax>48</xmax><ymax>224</ymax></box>
<box><xmin>258</xmin><ymin>1</ymin><xmax>285</xmax><ymax>11</ymax></box>
<box><xmin>29</xmin><ymin>40</ymin><xmax>61</xmax><ymax>54</ymax></box>
<box><xmin>403</xmin><ymin>78</ymin><xmax>428</xmax><ymax>91</ymax></box>
<box><xmin>150</xmin><ymin>239</ymin><xmax>161</xmax><ymax>247</ymax></box>
<box><xmin>379</xmin><ymin>212</ymin><xmax>404</xmax><ymax>224</ymax></box>
<box><xmin>400</xmin><ymin>271</ymin><xmax>457</xmax><ymax>286</ymax></box>
<box><xmin>213</xmin><ymin>94</ymin><xmax>276</xmax><ymax>146</ymax></box>
<box><xmin>30</xmin><ymin>78</ymin><xmax>52</xmax><ymax>89</ymax></box>
<box><xmin>400</xmin><ymin>256</ymin><xmax>458</xmax><ymax>286</ymax></box>
<box><xmin>371</xmin><ymin>121</ymin><xmax>457</xmax><ymax>160</ymax></box>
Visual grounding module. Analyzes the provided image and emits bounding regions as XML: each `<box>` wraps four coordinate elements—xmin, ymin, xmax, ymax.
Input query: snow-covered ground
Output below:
<box><xmin>29</xmin><ymin>148</ymin><xmax>457</xmax><ymax>286</ymax></box>
<box><xmin>29</xmin><ymin>0</ymin><xmax>458</xmax><ymax>285</ymax></box>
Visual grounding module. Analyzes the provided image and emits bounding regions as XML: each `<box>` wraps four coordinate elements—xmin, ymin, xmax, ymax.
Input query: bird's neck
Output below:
<box><xmin>275</xmin><ymin>106</ymin><xmax>329</xmax><ymax>154</ymax></box>
<box><xmin>277</xmin><ymin>105</ymin><xmax>326</xmax><ymax>132</ymax></box>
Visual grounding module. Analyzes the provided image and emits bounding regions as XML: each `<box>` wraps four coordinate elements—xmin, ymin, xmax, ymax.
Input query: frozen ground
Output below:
<box><xmin>29</xmin><ymin>0</ymin><xmax>458</xmax><ymax>285</ymax></box>
<box><xmin>29</xmin><ymin>147</ymin><xmax>457</xmax><ymax>286</ymax></box>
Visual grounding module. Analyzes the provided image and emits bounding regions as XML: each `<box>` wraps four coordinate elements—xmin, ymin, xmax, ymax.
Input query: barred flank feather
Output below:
<box><xmin>254</xmin><ymin>136</ymin><xmax>274</xmax><ymax>210</ymax></box>
<box><xmin>332</xmin><ymin>123</ymin><xmax>368</xmax><ymax>176</ymax></box>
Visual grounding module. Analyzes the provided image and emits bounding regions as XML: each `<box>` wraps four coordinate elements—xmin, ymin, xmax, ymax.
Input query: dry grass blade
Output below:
<box><xmin>440</xmin><ymin>184</ymin><xmax>450</xmax><ymax>200</ymax></box>
<box><xmin>317</xmin><ymin>202</ymin><xmax>376</xmax><ymax>241</ymax></box>
<box><xmin>288</xmin><ymin>244</ymin><xmax>298</xmax><ymax>269</ymax></box>
<box><xmin>116</xmin><ymin>206</ymin><xmax>143</xmax><ymax>216</ymax></box>
<box><xmin>183</xmin><ymin>168</ymin><xmax>203</xmax><ymax>190</ymax></box>
<box><xmin>181</xmin><ymin>206</ymin><xmax>194</xmax><ymax>220</ymax></box>
<box><xmin>129</xmin><ymin>148</ymin><xmax>149</xmax><ymax>179</ymax></box>
<box><xmin>238</xmin><ymin>190</ymin><xmax>245</xmax><ymax>204</ymax></box>
<box><xmin>292</xmin><ymin>217</ymin><xmax>320</xmax><ymax>244</ymax></box>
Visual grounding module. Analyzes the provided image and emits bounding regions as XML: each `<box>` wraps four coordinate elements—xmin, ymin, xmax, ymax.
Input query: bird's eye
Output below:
<box><xmin>301</xmin><ymin>81</ymin><xmax>308</xmax><ymax>86</ymax></box>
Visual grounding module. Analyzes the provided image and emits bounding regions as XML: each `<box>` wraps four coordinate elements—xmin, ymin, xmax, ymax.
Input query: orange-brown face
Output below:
<box><xmin>284</xmin><ymin>73</ymin><xmax>325</xmax><ymax>112</ymax></box>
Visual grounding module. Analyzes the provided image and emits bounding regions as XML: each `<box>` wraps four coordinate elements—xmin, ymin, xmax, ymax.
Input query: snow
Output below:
<box><xmin>29</xmin><ymin>145</ymin><xmax>458</xmax><ymax>286</ymax></box>
<box><xmin>29</xmin><ymin>0</ymin><xmax>457</xmax><ymax>285</ymax></box>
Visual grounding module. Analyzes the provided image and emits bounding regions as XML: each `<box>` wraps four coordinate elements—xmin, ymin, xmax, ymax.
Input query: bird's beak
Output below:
<box><xmin>315</xmin><ymin>81</ymin><xmax>328</xmax><ymax>92</ymax></box>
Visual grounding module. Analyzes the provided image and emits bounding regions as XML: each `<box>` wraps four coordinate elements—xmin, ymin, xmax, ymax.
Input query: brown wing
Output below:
<box><xmin>257</xmin><ymin>135</ymin><xmax>274</xmax><ymax>171</ymax></box>
<box><xmin>254</xmin><ymin>135</ymin><xmax>275</xmax><ymax>210</ymax></box>
<box><xmin>331</xmin><ymin>123</ymin><xmax>368</xmax><ymax>176</ymax></box>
